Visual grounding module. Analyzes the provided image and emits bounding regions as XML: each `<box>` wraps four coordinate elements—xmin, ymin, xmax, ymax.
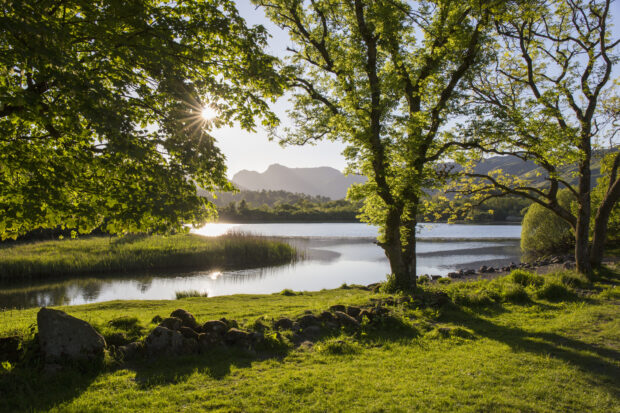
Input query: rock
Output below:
<box><xmin>118</xmin><ymin>341</ymin><xmax>142</xmax><ymax>359</ymax></box>
<box><xmin>487</xmin><ymin>267</ymin><xmax>496</xmax><ymax>273</ymax></box>
<box><xmin>274</xmin><ymin>318</ymin><xmax>294</xmax><ymax>330</ymax></box>
<box><xmin>170</xmin><ymin>309</ymin><xmax>200</xmax><ymax>331</ymax></box>
<box><xmin>334</xmin><ymin>311</ymin><xmax>360</xmax><ymax>328</ymax></box>
<box><xmin>144</xmin><ymin>326</ymin><xmax>185</xmax><ymax>355</ymax></box>
<box><xmin>159</xmin><ymin>317</ymin><xmax>182</xmax><ymax>331</ymax></box>
<box><xmin>318</xmin><ymin>311</ymin><xmax>337</xmax><ymax>323</ymax></box>
<box><xmin>431</xmin><ymin>275</ymin><xmax>442</xmax><ymax>281</ymax></box>
<box><xmin>563</xmin><ymin>262</ymin><xmax>574</xmax><ymax>270</ymax></box>
<box><xmin>0</xmin><ymin>336</ymin><xmax>21</xmax><ymax>362</ymax></box>
<box><xmin>179</xmin><ymin>326</ymin><xmax>200</xmax><ymax>340</ymax></box>
<box><xmin>302</xmin><ymin>326</ymin><xmax>322</xmax><ymax>340</ymax></box>
<box><xmin>219</xmin><ymin>317</ymin><xmax>239</xmax><ymax>329</ymax></box>
<box><xmin>298</xmin><ymin>340</ymin><xmax>314</xmax><ymax>350</ymax></box>
<box><xmin>203</xmin><ymin>320</ymin><xmax>228</xmax><ymax>336</ymax></box>
<box><xmin>224</xmin><ymin>328</ymin><xmax>252</xmax><ymax>346</ymax></box>
<box><xmin>329</xmin><ymin>305</ymin><xmax>346</xmax><ymax>313</ymax></box>
<box><xmin>37</xmin><ymin>308</ymin><xmax>106</xmax><ymax>363</ymax></box>
<box><xmin>465</xmin><ymin>269</ymin><xmax>476</xmax><ymax>275</ymax></box>
<box><xmin>325</xmin><ymin>321</ymin><xmax>339</xmax><ymax>330</ymax></box>
<box><xmin>298</xmin><ymin>314</ymin><xmax>320</xmax><ymax>328</ymax></box>
<box><xmin>479</xmin><ymin>265</ymin><xmax>488</xmax><ymax>273</ymax></box>
<box><xmin>151</xmin><ymin>315</ymin><xmax>163</xmax><ymax>324</ymax></box>
<box><xmin>447</xmin><ymin>272</ymin><xmax>460</xmax><ymax>279</ymax></box>
<box><xmin>346</xmin><ymin>306</ymin><xmax>362</xmax><ymax>318</ymax></box>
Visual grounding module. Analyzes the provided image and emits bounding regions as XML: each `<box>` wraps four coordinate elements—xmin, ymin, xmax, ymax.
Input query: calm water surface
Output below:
<box><xmin>0</xmin><ymin>223</ymin><xmax>522</xmax><ymax>308</ymax></box>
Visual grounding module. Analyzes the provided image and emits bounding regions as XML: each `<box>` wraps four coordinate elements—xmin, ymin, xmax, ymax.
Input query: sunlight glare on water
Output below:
<box><xmin>192</xmin><ymin>223</ymin><xmax>240</xmax><ymax>237</ymax></box>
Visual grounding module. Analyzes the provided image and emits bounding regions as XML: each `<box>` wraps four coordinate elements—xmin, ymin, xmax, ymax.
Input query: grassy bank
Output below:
<box><xmin>0</xmin><ymin>267</ymin><xmax>618</xmax><ymax>412</ymax></box>
<box><xmin>0</xmin><ymin>234</ymin><xmax>296</xmax><ymax>281</ymax></box>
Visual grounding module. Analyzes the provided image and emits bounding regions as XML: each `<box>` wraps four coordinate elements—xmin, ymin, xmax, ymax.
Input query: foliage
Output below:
<box><xmin>0</xmin><ymin>0</ymin><xmax>283</xmax><ymax>240</ymax></box>
<box><xmin>535</xmin><ymin>280</ymin><xmax>574</xmax><ymax>302</ymax></box>
<box><xmin>449</xmin><ymin>0</ymin><xmax>619</xmax><ymax>273</ymax></box>
<box><xmin>0</xmin><ymin>234</ymin><xmax>296</xmax><ymax>281</ymax></box>
<box><xmin>521</xmin><ymin>189</ymin><xmax>575</xmax><ymax>254</ymax></box>
<box><xmin>509</xmin><ymin>270</ymin><xmax>545</xmax><ymax>288</ymax></box>
<box><xmin>254</xmin><ymin>0</ymin><xmax>495</xmax><ymax>288</ymax></box>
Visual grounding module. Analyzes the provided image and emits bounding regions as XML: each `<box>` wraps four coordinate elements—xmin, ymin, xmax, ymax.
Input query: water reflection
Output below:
<box><xmin>0</xmin><ymin>223</ymin><xmax>522</xmax><ymax>308</ymax></box>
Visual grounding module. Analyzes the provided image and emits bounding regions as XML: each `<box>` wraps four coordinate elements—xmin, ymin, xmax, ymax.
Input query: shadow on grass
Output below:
<box><xmin>441</xmin><ymin>305</ymin><xmax>620</xmax><ymax>398</ymax></box>
<box><xmin>0</xmin><ymin>365</ymin><xmax>100</xmax><ymax>412</ymax></box>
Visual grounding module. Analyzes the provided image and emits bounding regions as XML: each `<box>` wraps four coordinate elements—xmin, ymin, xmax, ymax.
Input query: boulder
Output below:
<box><xmin>159</xmin><ymin>317</ymin><xmax>182</xmax><ymax>331</ymax></box>
<box><xmin>346</xmin><ymin>306</ymin><xmax>362</xmax><ymax>318</ymax></box>
<box><xmin>563</xmin><ymin>262</ymin><xmax>575</xmax><ymax>270</ymax></box>
<box><xmin>334</xmin><ymin>311</ymin><xmax>360</xmax><ymax>328</ymax></box>
<box><xmin>318</xmin><ymin>311</ymin><xmax>337</xmax><ymax>323</ymax></box>
<box><xmin>144</xmin><ymin>326</ymin><xmax>197</xmax><ymax>355</ymax></box>
<box><xmin>203</xmin><ymin>320</ymin><xmax>228</xmax><ymax>336</ymax></box>
<box><xmin>118</xmin><ymin>341</ymin><xmax>142</xmax><ymax>359</ymax></box>
<box><xmin>224</xmin><ymin>328</ymin><xmax>252</xmax><ymax>346</ymax></box>
<box><xmin>170</xmin><ymin>309</ymin><xmax>200</xmax><ymax>331</ymax></box>
<box><xmin>447</xmin><ymin>272</ymin><xmax>460</xmax><ymax>279</ymax></box>
<box><xmin>298</xmin><ymin>314</ymin><xmax>320</xmax><ymax>328</ymax></box>
<box><xmin>0</xmin><ymin>336</ymin><xmax>21</xmax><ymax>362</ymax></box>
<box><xmin>37</xmin><ymin>308</ymin><xmax>106</xmax><ymax>363</ymax></box>
<box><xmin>274</xmin><ymin>317</ymin><xmax>294</xmax><ymax>330</ymax></box>
<box><xmin>479</xmin><ymin>265</ymin><xmax>488</xmax><ymax>273</ymax></box>
<box><xmin>329</xmin><ymin>305</ymin><xmax>346</xmax><ymax>313</ymax></box>
<box><xmin>358</xmin><ymin>309</ymin><xmax>373</xmax><ymax>322</ymax></box>
<box><xmin>370</xmin><ymin>306</ymin><xmax>389</xmax><ymax>317</ymax></box>
<box><xmin>179</xmin><ymin>326</ymin><xmax>200</xmax><ymax>340</ymax></box>
<box><xmin>487</xmin><ymin>267</ymin><xmax>496</xmax><ymax>273</ymax></box>
<box><xmin>302</xmin><ymin>326</ymin><xmax>322</xmax><ymax>340</ymax></box>
<box><xmin>431</xmin><ymin>275</ymin><xmax>442</xmax><ymax>281</ymax></box>
<box><xmin>465</xmin><ymin>269</ymin><xmax>476</xmax><ymax>275</ymax></box>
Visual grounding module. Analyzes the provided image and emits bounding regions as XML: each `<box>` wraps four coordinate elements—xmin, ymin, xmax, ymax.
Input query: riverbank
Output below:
<box><xmin>0</xmin><ymin>234</ymin><xmax>296</xmax><ymax>282</ymax></box>
<box><xmin>0</xmin><ymin>267</ymin><xmax>618</xmax><ymax>412</ymax></box>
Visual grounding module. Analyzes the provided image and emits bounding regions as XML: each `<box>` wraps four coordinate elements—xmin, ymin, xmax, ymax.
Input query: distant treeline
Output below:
<box><xmin>212</xmin><ymin>190</ymin><xmax>530</xmax><ymax>223</ymax></box>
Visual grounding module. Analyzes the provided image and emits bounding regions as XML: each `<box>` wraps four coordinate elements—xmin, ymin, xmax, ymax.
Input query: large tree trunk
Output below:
<box><xmin>575</xmin><ymin>145</ymin><xmax>592</xmax><ymax>276</ymax></box>
<box><xmin>381</xmin><ymin>209</ymin><xmax>416</xmax><ymax>291</ymax></box>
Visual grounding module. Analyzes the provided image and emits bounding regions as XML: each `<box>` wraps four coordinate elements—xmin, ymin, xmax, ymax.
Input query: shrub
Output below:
<box><xmin>438</xmin><ymin>277</ymin><xmax>451</xmax><ymax>284</ymax></box>
<box><xmin>559</xmin><ymin>271</ymin><xmax>589</xmax><ymax>288</ymax></box>
<box><xmin>509</xmin><ymin>269</ymin><xmax>544</xmax><ymax>287</ymax></box>
<box><xmin>417</xmin><ymin>275</ymin><xmax>430</xmax><ymax>284</ymax></box>
<box><xmin>521</xmin><ymin>189</ymin><xmax>574</xmax><ymax>255</ymax></box>
<box><xmin>279</xmin><ymin>289</ymin><xmax>297</xmax><ymax>296</ymax></box>
<box><xmin>450</xmin><ymin>287</ymin><xmax>496</xmax><ymax>307</ymax></box>
<box><xmin>501</xmin><ymin>283</ymin><xmax>530</xmax><ymax>303</ymax></box>
<box><xmin>536</xmin><ymin>281</ymin><xmax>574</xmax><ymax>301</ymax></box>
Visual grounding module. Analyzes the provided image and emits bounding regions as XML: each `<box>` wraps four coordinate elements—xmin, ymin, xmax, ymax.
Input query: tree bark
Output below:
<box><xmin>575</xmin><ymin>144</ymin><xmax>592</xmax><ymax>276</ymax></box>
<box><xmin>590</xmin><ymin>175</ymin><xmax>620</xmax><ymax>268</ymax></box>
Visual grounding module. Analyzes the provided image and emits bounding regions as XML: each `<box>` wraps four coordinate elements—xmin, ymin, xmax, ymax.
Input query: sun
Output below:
<box><xmin>201</xmin><ymin>106</ymin><xmax>217</xmax><ymax>121</ymax></box>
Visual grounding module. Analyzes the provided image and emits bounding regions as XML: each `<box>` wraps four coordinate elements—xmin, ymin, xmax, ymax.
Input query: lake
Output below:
<box><xmin>0</xmin><ymin>223</ymin><xmax>522</xmax><ymax>308</ymax></box>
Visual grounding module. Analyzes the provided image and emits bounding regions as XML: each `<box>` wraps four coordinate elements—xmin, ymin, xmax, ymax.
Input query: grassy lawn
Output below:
<box><xmin>0</xmin><ymin>268</ymin><xmax>618</xmax><ymax>412</ymax></box>
<box><xmin>0</xmin><ymin>234</ymin><xmax>296</xmax><ymax>281</ymax></box>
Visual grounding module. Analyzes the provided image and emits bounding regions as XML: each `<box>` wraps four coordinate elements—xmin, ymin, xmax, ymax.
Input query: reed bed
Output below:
<box><xmin>0</xmin><ymin>233</ymin><xmax>296</xmax><ymax>281</ymax></box>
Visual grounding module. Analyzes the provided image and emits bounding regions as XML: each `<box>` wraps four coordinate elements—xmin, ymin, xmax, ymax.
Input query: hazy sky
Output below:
<box><xmin>214</xmin><ymin>0</ymin><xmax>347</xmax><ymax>178</ymax></box>
<box><xmin>217</xmin><ymin>0</ymin><xmax>620</xmax><ymax>178</ymax></box>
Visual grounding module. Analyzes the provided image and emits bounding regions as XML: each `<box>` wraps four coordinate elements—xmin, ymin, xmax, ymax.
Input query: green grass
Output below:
<box><xmin>0</xmin><ymin>233</ymin><xmax>296</xmax><ymax>281</ymax></box>
<box><xmin>0</xmin><ymin>269</ymin><xmax>619</xmax><ymax>412</ymax></box>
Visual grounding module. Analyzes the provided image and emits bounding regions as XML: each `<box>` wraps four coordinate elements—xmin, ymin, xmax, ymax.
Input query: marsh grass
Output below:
<box><xmin>0</xmin><ymin>269</ymin><xmax>618</xmax><ymax>412</ymax></box>
<box><xmin>0</xmin><ymin>233</ymin><xmax>296</xmax><ymax>281</ymax></box>
<box><xmin>175</xmin><ymin>290</ymin><xmax>209</xmax><ymax>299</ymax></box>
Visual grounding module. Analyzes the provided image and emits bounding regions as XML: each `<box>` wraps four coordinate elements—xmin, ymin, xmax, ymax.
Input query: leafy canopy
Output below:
<box><xmin>0</xmin><ymin>0</ymin><xmax>282</xmax><ymax>239</ymax></box>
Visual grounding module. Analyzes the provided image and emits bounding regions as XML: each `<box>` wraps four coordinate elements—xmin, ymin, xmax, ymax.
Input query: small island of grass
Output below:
<box><xmin>0</xmin><ymin>234</ymin><xmax>297</xmax><ymax>281</ymax></box>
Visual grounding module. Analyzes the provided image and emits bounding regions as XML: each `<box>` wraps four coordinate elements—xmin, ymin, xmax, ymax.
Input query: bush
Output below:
<box><xmin>438</xmin><ymin>278</ymin><xmax>451</xmax><ymax>284</ymax></box>
<box><xmin>521</xmin><ymin>189</ymin><xmax>575</xmax><ymax>255</ymax></box>
<box><xmin>501</xmin><ymin>283</ymin><xmax>530</xmax><ymax>303</ymax></box>
<box><xmin>450</xmin><ymin>287</ymin><xmax>497</xmax><ymax>307</ymax></box>
<box><xmin>417</xmin><ymin>275</ymin><xmax>430</xmax><ymax>284</ymax></box>
<box><xmin>559</xmin><ymin>271</ymin><xmax>589</xmax><ymax>288</ymax></box>
<box><xmin>509</xmin><ymin>269</ymin><xmax>544</xmax><ymax>287</ymax></box>
<box><xmin>279</xmin><ymin>289</ymin><xmax>297</xmax><ymax>296</ymax></box>
<box><xmin>536</xmin><ymin>281</ymin><xmax>574</xmax><ymax>301</ymax></box>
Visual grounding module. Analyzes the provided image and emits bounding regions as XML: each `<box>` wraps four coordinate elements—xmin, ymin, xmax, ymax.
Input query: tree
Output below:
<box><xmin>0</xmin><ymin>0</ymin><xmax>282</xmax><ymax>239</ymax></box>
<box><xmin>254</xmin><ymin>0</ymin><xmax>493</xmax><ymax>290</ymax></box>
<box><xmin>450</xmin><ymin>0</ymin><xmax>618</xmax><ymax>275</ymax></box>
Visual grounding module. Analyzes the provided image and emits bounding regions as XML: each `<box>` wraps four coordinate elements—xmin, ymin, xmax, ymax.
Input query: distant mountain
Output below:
<box><xmin>229</xmin><ymin>154</ymin><xmax>607</xmax><ymax>200</ymax></box>
<box><xmin>232</xmin><ymin>164</ymin><xmax>366</xmax><ymax>199</ymax></box>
